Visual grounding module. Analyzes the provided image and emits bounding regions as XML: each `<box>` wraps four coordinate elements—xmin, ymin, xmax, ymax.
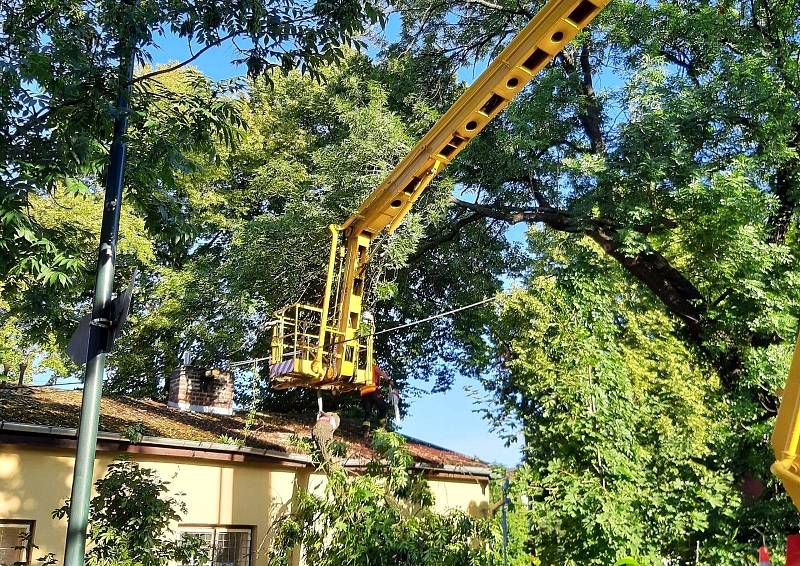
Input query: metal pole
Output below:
<box><xmin>501</xmin><ymin>477</ymin><xmax>509</xmax><ymax>566</ymax></box>
<box><xmin>63</xmin><ymin>13</ymin><xmax>136</xmax><ymax>566</ymax></box>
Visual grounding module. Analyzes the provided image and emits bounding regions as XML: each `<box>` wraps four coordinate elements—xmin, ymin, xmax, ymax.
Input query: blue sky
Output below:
<box><xmin>137</xmin><ymin>22</ymin><xmax>524</xmax><ymax>467</ymax></box>
<box><xmin>397</xmin><ymin>376</ymin><xmax>522</xmax><ymax>467</ymax></box>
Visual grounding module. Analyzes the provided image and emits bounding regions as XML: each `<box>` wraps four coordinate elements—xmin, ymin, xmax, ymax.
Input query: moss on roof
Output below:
<box><xmin>0</xmin><ymin>387</ymin><xmax>486</xmax><ymax>469</ymax></box>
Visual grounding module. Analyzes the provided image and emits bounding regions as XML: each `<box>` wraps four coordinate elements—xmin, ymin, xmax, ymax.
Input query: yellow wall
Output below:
<box><xmin>429</xmin><ymin>476</ymin><xmax>491</xmax><ymax>517</ymax></box>
<box><xmin>0</xmin><ymin>445</ymin><xmax>488</xmax><ymax>565</ymax></box>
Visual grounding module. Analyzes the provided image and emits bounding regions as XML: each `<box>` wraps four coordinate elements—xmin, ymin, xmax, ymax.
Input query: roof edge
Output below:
<box><xmin>0</xmin><ymin>420</ymin><xmax>492</xmax><ymax>478</ymax></box>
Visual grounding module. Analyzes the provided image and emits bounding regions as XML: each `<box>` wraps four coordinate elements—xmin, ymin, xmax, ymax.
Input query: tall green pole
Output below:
<box><xmin>63</xmin><ymin>13</ymin><xmax>136</xmax><ymax>566</ymax></box>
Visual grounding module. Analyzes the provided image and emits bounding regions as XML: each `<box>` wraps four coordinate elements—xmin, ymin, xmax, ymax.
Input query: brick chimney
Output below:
<box><xmin>168</xmin><ymin>366</ymin><xmax>233</xmax><ymax>416</ymax></box>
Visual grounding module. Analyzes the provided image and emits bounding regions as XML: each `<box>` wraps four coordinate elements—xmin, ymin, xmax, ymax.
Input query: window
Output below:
<box><xmin>0</xmin><ymin>520</ymin><xmax>33</xmax><ymax>565</ymax></box>
<box><xmin>178</xmin><ymin>526</ymin><xmax>252</xmax><ymax>566</ymax></box>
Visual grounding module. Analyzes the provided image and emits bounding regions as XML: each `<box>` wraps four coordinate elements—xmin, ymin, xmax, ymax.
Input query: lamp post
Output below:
<box><xmin>62</xmin><ymin>6</ymin><xmax>137</xmax><ymax>564</ymax></box>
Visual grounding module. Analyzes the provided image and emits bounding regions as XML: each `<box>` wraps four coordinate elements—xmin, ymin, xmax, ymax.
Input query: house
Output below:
<box><xmin>0</xmin><ymin>366</ymin><xmax>492</xmax><ymax>565</ymax></box>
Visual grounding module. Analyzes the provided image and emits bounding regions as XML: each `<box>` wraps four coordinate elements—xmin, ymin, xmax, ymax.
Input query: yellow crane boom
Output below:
<box><xmin>269</xmin><ymin>0</ymin><xmax>609</xmax><ymax>390</ymax></box>
<box><xmin>772</xmin><ymin>335</ymin><xmax>800</xmax><ymax>508</ymax></box>
<box><xmin>265</xmin><ymin>0</ymin><xmax>800</xmax><ymax>525</ymax></box>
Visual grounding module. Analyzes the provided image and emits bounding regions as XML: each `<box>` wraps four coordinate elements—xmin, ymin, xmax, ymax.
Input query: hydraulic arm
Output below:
<box><xmin>771</xmin><ymin>336</ymin><xmax>800</xmax><ymax>508</ymax></box>
<box><xmin>264</xmin><ymin>0</ymin><xmax>800</xmax><ymax>525</ymax></box>
<box><xmin>269</xmin><ymin>0</ymin><xmax>610</xmax><ymax>390</ymax></box>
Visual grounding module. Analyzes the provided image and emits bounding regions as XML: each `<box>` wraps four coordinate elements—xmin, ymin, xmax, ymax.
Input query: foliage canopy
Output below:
<box><xmin>269</xmin><ymin>430</ymin><xmax>499</xmax><ymax>566</ymax></box>
<box><xmin>2</xmin><ymin>0</ymin><xmax>800</xmax><ymax>561</ymax></box>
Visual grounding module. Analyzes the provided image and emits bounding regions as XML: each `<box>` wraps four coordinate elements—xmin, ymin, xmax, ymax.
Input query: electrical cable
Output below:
<box><xmin>17</xmin><ymin>295</ymin><xmax>499</xmax><ymax>389</ymax></box>
<box><xmin>237</xmin><ymin>294</ymin><xmax>500</xmax><ymax>368</ymax></box>
<box><xmin>16</xmin><ymin>380</ymin><xmax>87</xmax><ymax>388</ymax></box>
<box><xmin>372</xmin><ymin>295</ymin><xmax>497</xmax><ymax>337</ymax></box>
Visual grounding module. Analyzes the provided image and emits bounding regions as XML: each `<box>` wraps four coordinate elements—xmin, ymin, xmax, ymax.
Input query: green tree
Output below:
<box><xmin>386</xmin><ymin>0</ymin><xmax>800</xmax><ymax>386</ymax></box>
<box><xmin>1</xmin><ymin>0</ymin><xmax>384</xmax><ymax>316</ymax></box>
<box><xmin>486</xmin><ymin>236</ymin><xmax>749</xmax><ymax>563</ymax></box>
<box><xmin>372</xmin><ymin>0</ymin><xmax>800</xmax><ymax>560</ymax></box>
<box><xmin>54</xmin><ymin>460</ymin><xmax>207</xmax><ymax>566</ymax></box>
<box><xmin>269</xmin><ymin>430</ymin><xmax>494</xmax><ymax>566</ymax></box>
<box><xmin>106</xmin><ymin>54</ymin><xmax>454</xmax><ymax>401</ymax></box>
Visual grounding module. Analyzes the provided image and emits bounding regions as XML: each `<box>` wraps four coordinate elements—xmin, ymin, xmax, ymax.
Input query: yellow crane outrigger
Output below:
<box><xmin>269</xmin><ymin>0</ymin><xmax>610</xmax><ymax>390</ymax></box>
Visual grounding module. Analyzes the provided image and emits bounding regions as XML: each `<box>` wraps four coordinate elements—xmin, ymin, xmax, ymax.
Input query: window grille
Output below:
<box><xmin>0</xmin><ymin>520</ymin><xmax>33</xmax><ymax>565</ymax></box>
<box><xmin>178</xmin><ymin>526</ymin><xmax>252</xmax><ymax>566</ymax></box>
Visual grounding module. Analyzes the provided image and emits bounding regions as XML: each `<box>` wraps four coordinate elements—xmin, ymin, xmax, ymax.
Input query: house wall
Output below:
<box><xmin>0</xmin><ymin>445</ymin><xmax>489</xmax><ymax>565</ymax></box>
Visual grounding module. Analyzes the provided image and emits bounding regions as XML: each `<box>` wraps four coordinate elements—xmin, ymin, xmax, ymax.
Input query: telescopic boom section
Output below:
<box><xmin>269</xmin><ymin>0</ymin><xmax>610</xmax><ymax>390</ymax></box>
<box><xmin>341</xmin><ymin>0</ymin><xmax>609</xmax><ymax>237</ymax></box>
<box><xmin>771</xmin><ymin>336</ymin><xmax>800</xmax><ymax>510</ymax></box>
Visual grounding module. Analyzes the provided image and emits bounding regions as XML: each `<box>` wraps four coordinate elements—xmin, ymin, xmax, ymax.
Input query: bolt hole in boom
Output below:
<box><xmin>465</xmin><ymin>120</ymin><xmax>478</xmax><ymax>131</ymax></box>
<box><xmin>390</xmin><ymin>199</ymin><xmax>402</xmax><ymax>208</ymax></box>
<box><xmin>551</xmin><ymin>31</ymin><xmax>564</xmax><ymax>42</ymax></box>
<box><xmin>506</xmin><ymin>77</ymin><xmax>520</xmax><ymax>88</ymax></box>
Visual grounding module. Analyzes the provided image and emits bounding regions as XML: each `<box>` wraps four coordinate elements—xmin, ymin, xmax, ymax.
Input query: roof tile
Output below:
<box><xmin>0</xmin><ymin>387</ymin><xmax>487</xmax><ymax>469</ymax></box>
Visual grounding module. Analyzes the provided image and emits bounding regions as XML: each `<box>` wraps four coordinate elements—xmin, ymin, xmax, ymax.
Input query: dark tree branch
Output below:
<box><xmin>586</xmin><ymin>224</ymin><xmax>705</xmax><ymax>337</ymax></box>
<box><xmin>560</xmin><ymin>43</ymin><xmax>605</xmax><ymax>153</ymax></box>
<box><xmin>458</xmin><ymin>0</ymin><xmax>533</xmax><ymax>18</ymax></box>
<box><xmin>711</xmin><ymin>288</ymin><xmax>734</xmax><ymax>309</ymax></box>
<box><xmin>131</xmin><ymin>32</ymin><xmax>238</xmax><ymax>84</ymax></box>
<box><xmin>769</xmin><ymin>122</ymin><xmax>800</xmax><ymax>243</ymax></box>
<box><xmin>410</xmin><ymin>211</ymin><xmax>486</xmax><ymax>261</ymax></box>
<box><xmin>10</xmin><ymin>93</ymin><xmax>95</xmax><ymax>143</ymax></box>
<box><xmin>452</xmin><ymin>198</ymin><xmax>582</xmax><ymax>231</ymax></box>
<box><xmin>658</xmin><ymin>48</ymin><xmax>700</xmax><ymax>85</ymax></box>
<box><xmin>451</xmin><ymin>198</ymin><xmax>707</xmax><ymax>338</ymax></box>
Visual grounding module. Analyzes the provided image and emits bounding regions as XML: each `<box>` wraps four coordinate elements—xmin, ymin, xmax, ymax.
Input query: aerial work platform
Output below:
<box><xmin>269</xmin><ymin>0</ymin><xmax>610</xmax><ymax>390</ymax></box>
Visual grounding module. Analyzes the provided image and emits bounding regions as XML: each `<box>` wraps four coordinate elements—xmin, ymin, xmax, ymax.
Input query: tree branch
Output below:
<box><xmin>658</xmin><ymin>48</ymin><xmax>700</xmax><ymax>85</ymax></box>
<box><xmin>452</xmin><ymin>198</ymin><xmax>582</xmax><ymax>232</ymax></box>
<box><xmin>586</xmin><ymin>224</ymin><xmax>705</xmax><ymax>337</ymax></box>
<box><xmin>131</xmin><ymin>32</ymin><xmax>238</xmax><ymax>84</ymax></box>
<box><xmin>450</xmin><ymin>198</ymin><xmax>706</xmax><ymax>338</ymax></box>
<box><xmin>458</xmin><ymin>0</ymin><xmax>533</xmax><ymax>18</ymax></box>
<box><xmin>769</xmin><ymin>122</ymin><xmax>800</xmax><ymax>243</ymax></box>
<box><xmin>410</xmin><ymin>211</ymin><xmax>486</xmax><ymax>261</ymax></box>
<box><xmin>560</xmin><ymin>43</ymin><xmax>604</xmax><ymax>153</ymax></box>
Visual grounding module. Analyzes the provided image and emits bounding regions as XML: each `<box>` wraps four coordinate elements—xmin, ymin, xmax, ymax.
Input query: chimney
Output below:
<box><xmin>168</xmin><ymin>366</ymin><xmax>234</xmax><ymax>416</ymax></box>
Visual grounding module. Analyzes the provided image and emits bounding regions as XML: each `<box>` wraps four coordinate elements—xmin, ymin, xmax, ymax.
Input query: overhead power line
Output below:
<box><xmin>17</xmin><ymin>295</ymin><xmax>500</xmax><ymax>388</ymax></box>
<box><xmin>234</xmin><ymin>294</ymin><xmax>501</xmax><ymax>368</ymax></box>
<box><xmin>373</xmin><ymin>295</ymin><xmax>498</xmax><ymax>338</ymax></box>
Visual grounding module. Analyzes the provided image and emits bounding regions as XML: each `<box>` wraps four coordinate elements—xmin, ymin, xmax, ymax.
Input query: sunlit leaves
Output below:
<box><xmin>268</xmin><ymin>430</ymin><xmax>492</xmax><ymax>566</ymax></box>
<box><xmin>53</xmin><ymin>461</ymin><xmax>207</xmax><ymax>566</ymax></box>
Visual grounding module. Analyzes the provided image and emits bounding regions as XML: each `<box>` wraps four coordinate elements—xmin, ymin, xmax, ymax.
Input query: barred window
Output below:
<box><xmin>0</xmin><ymin>520</ymin><xmax>33</xmax><ymax>565</ymax></box>
<box><xmin>178</xmin><ymin>526</ymin><xmax>252</xmax><ymax>566</ymax></box>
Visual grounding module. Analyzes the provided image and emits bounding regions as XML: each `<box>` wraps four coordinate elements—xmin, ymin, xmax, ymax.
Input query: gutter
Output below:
<box><xmin>0</xmin><ymin>421</ymin><xmax>492</xmax><ymax>479</ymax></box>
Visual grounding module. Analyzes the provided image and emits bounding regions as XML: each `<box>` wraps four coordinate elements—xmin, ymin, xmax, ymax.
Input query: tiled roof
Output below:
<box><xmin>0</xmin><ymin>387</ymin><xmax>488</xmax><ymax>471</ymax></box>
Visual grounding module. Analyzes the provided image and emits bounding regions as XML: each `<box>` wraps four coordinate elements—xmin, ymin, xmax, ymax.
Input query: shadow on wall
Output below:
<box><xmin>469</xmin><ymin>500</ymin><xmax>492</xmax><ymax>519</ymax></box>
<box><xmin>247</xmin><ymin>469</ymin><xmax>310</xmax><ymax>566</ymax></box>
<box><xmin>169</xmin><ymin>456</ymin><xmax>314</xmax><ymax>566</ymax></box>
<box><xmin>0</xmin><ymin>444</ymin><xmax>82</xmax><ymax>563</ymax></box>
